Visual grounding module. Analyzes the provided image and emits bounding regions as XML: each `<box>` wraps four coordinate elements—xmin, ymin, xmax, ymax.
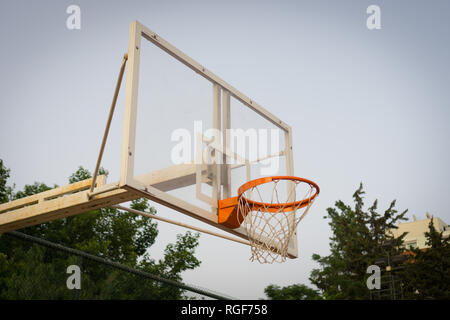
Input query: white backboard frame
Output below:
<box><xmin>119</xmin><ymin>21</ymin><xmax>298</xmax><ymax>257</ymax></box>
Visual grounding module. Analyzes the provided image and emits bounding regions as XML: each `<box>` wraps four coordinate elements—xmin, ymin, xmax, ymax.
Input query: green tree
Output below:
<box><xmin>310</xmin><ymin>183</ymin><xmax>407</xmax><ymax>299</ymax></box>
<box><xmin>264</xmin><ymin>284</ymin><xmax>322</xmax><ymax>300</ymax></box>
<box><xmin>0</xmin><ymin>163</ymin><xmax>201</xmax><ymax>299</ymax></box>
<box><xmin>399</xmin><ymin>218</ymin><xmax>450</xmax><ymax>299</ymax></box>
<box><xmin>0</xmin><ymin>159</ymin><xmax>14</xmax><ymax>203</ymax></box>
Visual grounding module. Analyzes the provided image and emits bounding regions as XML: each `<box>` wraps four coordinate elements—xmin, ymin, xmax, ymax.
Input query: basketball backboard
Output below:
<box><xmin>119</xmin><ymin>21</ymin><xmax>299</xmax><ymax>258</ymax></box>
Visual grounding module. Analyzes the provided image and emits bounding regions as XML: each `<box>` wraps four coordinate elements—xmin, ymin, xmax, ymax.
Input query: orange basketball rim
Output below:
<box><xmin>218</xmin><ymin>176</ymin><xmax>320</xmax><ymax>229</ymax></box>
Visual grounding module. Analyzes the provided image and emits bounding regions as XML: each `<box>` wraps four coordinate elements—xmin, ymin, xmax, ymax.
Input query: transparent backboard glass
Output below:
<box><xmin>120</xmin><ymin>22</ymin><xmax>297</xmax><ymax>257</ymax></box>
<box><xmin>229</xmin><ymin>96</ymin><xmax>287</xmax><ymax>197</ymax></box>
<box><xmin>134</xmin><ymin>35</ymin><xmax>214</xmax><ymax>212</ymax></box>
<box><xmin>133</xmin><ymin>34</ymin><xmax>289</xmax><ymax>210</ymax></box>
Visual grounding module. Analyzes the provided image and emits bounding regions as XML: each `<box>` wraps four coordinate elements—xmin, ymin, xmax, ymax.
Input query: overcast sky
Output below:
<box><xmin>1</xmin><ymin>0</ymin><xmax>449</xmax><ymax>299</ymax></box>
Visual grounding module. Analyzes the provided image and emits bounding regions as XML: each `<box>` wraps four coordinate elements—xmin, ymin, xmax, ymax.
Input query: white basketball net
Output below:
<box><xmin>237</xmin><ymin>179</ymin><xmax>317</xmax><ymax>264</ymax></box>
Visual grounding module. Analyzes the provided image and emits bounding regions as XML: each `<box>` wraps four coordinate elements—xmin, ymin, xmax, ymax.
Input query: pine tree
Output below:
<box><xmin>310</xmin><ymin>183</ymin><xmax>408</xmax><ymax>299</ymax></box>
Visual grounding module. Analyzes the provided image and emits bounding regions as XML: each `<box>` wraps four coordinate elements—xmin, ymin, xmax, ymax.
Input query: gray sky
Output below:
<box><xmin>1</xmin><ymin>0</ymin><xmax>449</xmax><ymax>299</ymax></box>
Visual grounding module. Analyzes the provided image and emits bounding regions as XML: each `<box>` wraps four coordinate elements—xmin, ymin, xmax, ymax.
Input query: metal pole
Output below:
<box><xmin>90</xmin><ymin>53</ymin><xmax>128</xmax><ymax>195</ymax></box>
<box><xmin>112</xmin><ymin>205</ymin><xmax>250</xmax><ymax>247</ymax></box>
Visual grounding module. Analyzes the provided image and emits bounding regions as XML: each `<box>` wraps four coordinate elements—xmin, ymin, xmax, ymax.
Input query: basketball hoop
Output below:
<box><xmin>218</xmin><ymin>176</ymin><xmax>320</xmax><ymax>263</ymax></box>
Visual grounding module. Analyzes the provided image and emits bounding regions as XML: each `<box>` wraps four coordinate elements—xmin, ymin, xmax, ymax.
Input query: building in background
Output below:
<box><xmin>390</xmin><ymin>213</ymin><xmax>450</xmax><ymax>249</ymax></box>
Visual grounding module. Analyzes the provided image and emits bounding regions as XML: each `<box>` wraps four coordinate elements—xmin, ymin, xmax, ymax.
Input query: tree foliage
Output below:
<box><xmin>399</xmin><ymin>218</ymin><xmax>450</xmax><ymax>299</ymax></box>
<box><xmin>310</xmin><ymin>183</ymin><xmax>408</xmax><ymax>299</ymax></box>
<box><xmin>264</xmin><ymin>284</ymin><xmax>322</xmax><ymax>300</ymax></box>
<box><xmin>0</xmin><ymin>159</ymin><xmax>13</xmax><ymax>204</ymax></box>
<box><xmin>0</xmin><ymin>161</ymin><xmax>201</xmax><ymax>299</ymax></box>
